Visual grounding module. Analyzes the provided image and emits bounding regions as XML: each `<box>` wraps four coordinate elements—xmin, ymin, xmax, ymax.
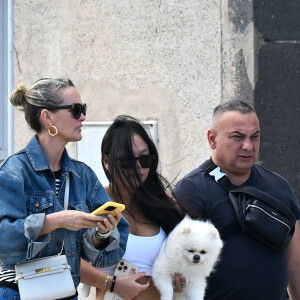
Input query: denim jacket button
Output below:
<box><xmin>35</xmin><ymin>200</ymin><xmax>40</xmax><ymax>207</ymax></box>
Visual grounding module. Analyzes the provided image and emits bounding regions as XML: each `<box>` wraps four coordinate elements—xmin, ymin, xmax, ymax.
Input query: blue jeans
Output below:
<box><xmin>0</xmin><ymin>288</ymin><xmax>78</xmax><ymax>300</ymax></box>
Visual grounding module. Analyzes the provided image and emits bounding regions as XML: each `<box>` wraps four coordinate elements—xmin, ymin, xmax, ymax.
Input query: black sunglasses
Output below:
<box><xmin>36</xmin><ymin>103</ymin><xmax>87</xmax><ymax>119</ymax></box>
<box><xmin>117</xmin><ymin>155</ymin><xmax>157</xmax><ymax>169</ymax></box>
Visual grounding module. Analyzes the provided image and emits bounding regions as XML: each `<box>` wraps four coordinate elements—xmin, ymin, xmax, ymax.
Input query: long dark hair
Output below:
<box><xmin>101</xmin><ymin>115</ymin><xmax>184</xmax><ymax>234</ymax></box>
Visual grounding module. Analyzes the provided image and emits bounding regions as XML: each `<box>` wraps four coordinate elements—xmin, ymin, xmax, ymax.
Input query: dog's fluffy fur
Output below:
<box><xmin>152</xmin><ymin>215</ymin><xmax>223</xmax><ymax>300</ymax></box>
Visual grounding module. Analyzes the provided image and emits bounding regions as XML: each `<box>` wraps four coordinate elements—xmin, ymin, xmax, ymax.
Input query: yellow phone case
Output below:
<box><xmin>91</xmin><ymin>201</ymin><xmax>125</xmax><ymax>216</ymax></box>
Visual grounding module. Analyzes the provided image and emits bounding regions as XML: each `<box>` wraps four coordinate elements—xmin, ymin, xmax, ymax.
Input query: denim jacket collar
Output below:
<box><xmin>24</xmin><ymin>135</ymin><xmax>80</xmax><ymax>178</ymax></box>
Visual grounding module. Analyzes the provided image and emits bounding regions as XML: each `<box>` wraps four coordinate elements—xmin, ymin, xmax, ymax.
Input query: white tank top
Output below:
<box><xmin>100</xmin><ymin>227</ymin><xmax>166</xmax><ymax>276</ymax></box>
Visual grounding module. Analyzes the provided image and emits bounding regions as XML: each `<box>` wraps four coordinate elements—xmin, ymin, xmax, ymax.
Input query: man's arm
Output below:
<box><xmin>287</xmin><ymin>221</ymin><xmax>300</xmax><ymax>299</ymax></box>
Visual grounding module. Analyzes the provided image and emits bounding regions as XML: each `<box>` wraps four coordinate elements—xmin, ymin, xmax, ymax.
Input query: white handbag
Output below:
<box><xmin>15</xmin><ymin>176</ymin><xmax>76</xmax><ymax>300</ymax></box>
<box><xmin>15</xmin><ymin>254</ymin><xmax>75</xmax><ymax>300</ymax></box>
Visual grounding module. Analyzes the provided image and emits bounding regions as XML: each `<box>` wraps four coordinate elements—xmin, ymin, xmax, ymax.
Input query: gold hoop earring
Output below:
<box><xmin>48</xmin><ymin>125</ymin><xmax>58</xmax><ymax>137</ymax></box>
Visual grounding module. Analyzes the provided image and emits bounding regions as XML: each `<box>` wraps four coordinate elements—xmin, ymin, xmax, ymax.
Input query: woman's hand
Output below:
<box><xmin>173</xmin><ymin>272</ymin><xmax>186</xmax><ymax>293</ymax></box>
<box><xmin>92</xmin><ymin>211</ymin><xmax>123</xmax><ymax>248</ymax></box>
<box><xmin>96</xmin><ymin>211</ymin><xmax>122</xmax><ymax>234</ymax></box>
<box><xmin>39</xmin><ymin>210</ymin><xmax>122</xmax><ymax>236</ymax></box>
<box><xmin>113</xmin><ymin>272</ymin><xmax>150</xmax><ymax>300</ymax></box>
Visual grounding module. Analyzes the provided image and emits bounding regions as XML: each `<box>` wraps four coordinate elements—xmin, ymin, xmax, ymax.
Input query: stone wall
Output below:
<box><xmin>254</xmin><ymin>0</ymin><xmax>300</xmax><ymax>199</ymax></box>
<box><xmin>221</xmin><ymin>0</ymin><xmax>300</xmax><ymax>200</ymax></box>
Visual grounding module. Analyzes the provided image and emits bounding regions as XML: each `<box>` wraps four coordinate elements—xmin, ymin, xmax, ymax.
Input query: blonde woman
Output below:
<box><xmin>0</xmin><ymin>78</ymin><xmax>128</xmax><ymax>300</ymax></box>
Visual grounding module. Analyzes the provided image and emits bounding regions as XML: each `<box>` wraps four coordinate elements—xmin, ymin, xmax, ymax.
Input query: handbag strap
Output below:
<box><xmin>59</xmin><ymin>175</ymin><xmax>70</xmax><ymax>255</ymax></box>
<box><xmin>64</xmin><ymin>175</ymin><xmax>70</xmax><ymax>210</ymax></box>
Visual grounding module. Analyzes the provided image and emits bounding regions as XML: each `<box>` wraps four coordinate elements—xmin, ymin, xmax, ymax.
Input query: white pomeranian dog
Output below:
<box><xmin>152</xmin><ymin>215</ymin><xmax>223</xmax><ymax>300</ymax></box>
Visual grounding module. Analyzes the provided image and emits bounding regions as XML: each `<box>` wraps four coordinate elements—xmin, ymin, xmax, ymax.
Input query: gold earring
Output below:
<box><xmin>48</xmin><ymin>125</ymin><xmax>58</xmax><ymax>137</ymax></box>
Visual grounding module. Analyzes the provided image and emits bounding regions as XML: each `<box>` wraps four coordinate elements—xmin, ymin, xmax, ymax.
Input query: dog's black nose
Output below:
<box><xmin>193</xmin><ymin>255</ymin><xmax>200</xmax><ymax>262</ymax></box>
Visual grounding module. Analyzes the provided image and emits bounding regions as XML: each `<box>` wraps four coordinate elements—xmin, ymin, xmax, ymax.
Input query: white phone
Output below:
<box><xmin>114</xmin><ymin>259</ymin><xmax>139</xmax><ymax>276</ymax></box>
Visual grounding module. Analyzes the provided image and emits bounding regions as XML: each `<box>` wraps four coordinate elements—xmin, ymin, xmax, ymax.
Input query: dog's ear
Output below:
<box><xmin>209</xmin><ymin>228</ymin><xmax>219</xmax><ymax>239</ymax></box>
<box><xmin>184</xmin><ymin>214</ymin><xmax>191</xmax><ymax>220</ymax></box>
<box><xmin>181</xmin><ymin>227</ymin><xmax>191</xmax><ymax>235</ymax></box>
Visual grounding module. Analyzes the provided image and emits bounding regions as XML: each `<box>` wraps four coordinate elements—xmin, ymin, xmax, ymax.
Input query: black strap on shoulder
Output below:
<box><xmin>200</xmin><ymin>158</ymin><xmax>296</xmax><ymax>222</ymax></box>
<box><xmin>199</xmin><ymin>157</ymin><xmax>216</xmax><ymax>173</ymax></box>
<box><xmin>200</xmin><ymin>158</ymin><xmax>231</xmax><ymax>191</ymax></box>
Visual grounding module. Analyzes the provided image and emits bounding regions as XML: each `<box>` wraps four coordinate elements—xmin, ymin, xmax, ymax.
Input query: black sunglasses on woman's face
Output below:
<box><xmin>52</xmin><ymin>103</ymin><xmax>87</xmax><ymax>119</ymax></box>
<box><xmin>117</xmin><ymin>155</ymin><xmax>157</xmax><ymax>169</ymax></box>
<box><xmin>36</xmin><ymin>103</ymin><xmax>87</xmax><ymax>119</ymax></box>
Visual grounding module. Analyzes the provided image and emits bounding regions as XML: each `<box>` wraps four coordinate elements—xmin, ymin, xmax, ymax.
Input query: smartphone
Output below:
<box><xmin>91</xmin><ymin>201</ymin><xmax>125</xmax><ymax>216</ymax></box>
<box><xmin>114</xmin><ymin>259</ymin><xmax>139</xmax><ymax>276</ymax></box>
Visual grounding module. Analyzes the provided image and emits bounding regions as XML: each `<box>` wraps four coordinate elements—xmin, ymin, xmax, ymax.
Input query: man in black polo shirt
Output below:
<box><xmin>173</xmin><ymin>100</ymin><xmax>300</xmax><ymax>300</ymax></box>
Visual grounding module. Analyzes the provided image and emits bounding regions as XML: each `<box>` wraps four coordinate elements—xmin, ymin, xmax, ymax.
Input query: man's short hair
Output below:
<box><xmin>213</xmin><ymin>100</ymin><xmax>256</xmax><ymax>118</ymax></box>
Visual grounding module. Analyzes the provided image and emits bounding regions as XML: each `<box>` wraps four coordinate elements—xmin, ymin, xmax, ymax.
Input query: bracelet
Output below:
<box><xmin>94</xmin><ymin>228</ymin><xmax>113</xmax><ymax>241</ymax></box>
<box><xmin>101</xmin><ymin>275</ymin><xmax>111</xmax><ymax>291</ymax></box>
<box><xmin>110</xmin><ymin>275</ymin><xmax>117</xmax><ymax>293</ymax></box>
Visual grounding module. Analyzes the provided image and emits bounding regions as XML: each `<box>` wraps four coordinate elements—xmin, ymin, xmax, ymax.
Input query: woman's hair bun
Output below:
<box><xmin>9</xmin><ymin>82</ymin><xmax>27</xmax><ymax>107</ymax></box>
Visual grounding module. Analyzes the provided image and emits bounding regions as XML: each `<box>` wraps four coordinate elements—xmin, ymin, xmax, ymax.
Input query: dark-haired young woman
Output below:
<box><xmin>0</xmin><ymin>78</ymin><xmax>128</xmax><ymax>300</ymax></box>
<box><xmin>79</xmin><ymin>115</ymin><xmax>184</xmax><ymax>300</ymax></box>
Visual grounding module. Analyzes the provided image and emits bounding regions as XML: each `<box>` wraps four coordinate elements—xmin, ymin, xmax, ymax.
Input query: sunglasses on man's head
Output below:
<box><xmin>36</xmin><ymin>103</ymin><xmax>87</xmax><ymax>119</ymax></box>
<box><xmin>117</xmin><ymin>155</ymin><xmax>157</xmax><ymax>169</ymax></box>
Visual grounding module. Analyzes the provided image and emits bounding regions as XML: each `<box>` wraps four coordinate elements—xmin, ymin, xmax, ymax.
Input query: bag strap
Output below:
<box><xmin>200</xmin><ymin>158</ymin><xmax>245</xmax><ymax>226</ymax></box>
<box><xmin>200</xmin><ymin>158</ymin><xmax>296</xmax><ymax>222</ymax></box>
<box><xmin>64</xmin><ymin>175</ymin><xmax>70</xmax><ymax>210</ymax></box>
<box><xmin>200</xmin><ymin>158</ymin><xmax>231</xmax><ymax>191</ymax></box>
<box><xmin>59</xmin><ymin>175</ymin><xmax>70</xmax><ymax>255</ymax></box>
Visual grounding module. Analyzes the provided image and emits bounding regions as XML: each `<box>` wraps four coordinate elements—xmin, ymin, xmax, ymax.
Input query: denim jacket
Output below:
<box><xmin>0</xmin><ymin>135</ymin><xmax>129</xmax><ymax>287</ymax></box>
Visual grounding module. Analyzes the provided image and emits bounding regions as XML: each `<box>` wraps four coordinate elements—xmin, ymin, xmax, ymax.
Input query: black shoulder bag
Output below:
<box><xmin>200</xmin><ymin>158</ymin><xmax>296</xmax><ymax>251</ymax></box>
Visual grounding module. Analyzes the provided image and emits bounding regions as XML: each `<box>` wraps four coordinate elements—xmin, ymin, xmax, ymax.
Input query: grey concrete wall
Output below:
<box><xmin>13</xmin><ymin>0</ymin><xmax>221</xmax><ymax>183</ymax></box>
<box><xmin>221</xmin><ymin>0</ymin><xmax>256</xmax><ymax>106</ymax></box>
<box><xmin>12</xmin><ymin>0</ymin><xmax>298</xmax><ymax>198</ymax></box>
